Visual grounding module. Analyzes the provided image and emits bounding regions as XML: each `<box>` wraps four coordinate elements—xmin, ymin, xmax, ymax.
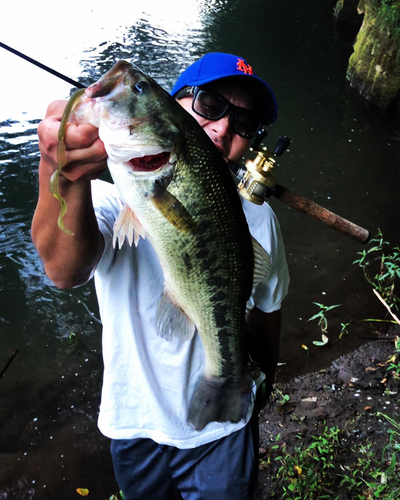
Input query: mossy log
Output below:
<box><xmin>334</xmin><ymin>0</ymin><xmax>364</xmax><ymax>24</ymax></box>
<box><xmin>345</xmin><ymin>0</ymin><xmax>400</xmax><ymax>110</ymax></box>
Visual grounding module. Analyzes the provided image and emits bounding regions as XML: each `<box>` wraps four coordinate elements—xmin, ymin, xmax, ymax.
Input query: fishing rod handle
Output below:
<box><xmin>274</xmin><ymin>186</ymin><xmax>370</xmax><ymax>244</ymax></box>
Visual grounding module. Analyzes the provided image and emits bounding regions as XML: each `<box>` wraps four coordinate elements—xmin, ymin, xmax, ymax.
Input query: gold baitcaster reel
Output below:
<box><xmin>229</xmin><ymin>130</ymin><xmax>370</xmax><ymax>244</ymax></box>
<box><xmin>237</xmin><ymin>132</ymin><xmax>289</xmax><ymax>205</ymax></box>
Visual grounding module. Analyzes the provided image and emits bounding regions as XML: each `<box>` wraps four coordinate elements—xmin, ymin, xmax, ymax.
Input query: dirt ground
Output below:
<box><xmin>257</xmin><ymin>326</ymin><xmax>400</xmax><ymax>499</ymax></box>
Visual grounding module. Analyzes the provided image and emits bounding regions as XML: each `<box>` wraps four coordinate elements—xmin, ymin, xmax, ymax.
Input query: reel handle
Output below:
<box><xmin>273</xmin><ymin>136</ymin><xmax>291</xmax><ymax>156</ymax></box>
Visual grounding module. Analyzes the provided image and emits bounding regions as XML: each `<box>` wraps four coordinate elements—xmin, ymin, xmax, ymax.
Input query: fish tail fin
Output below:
<box><xmin>187</xmin><ymin>373</ymin><xmax>253</xmax><ymax>431</ymax></box>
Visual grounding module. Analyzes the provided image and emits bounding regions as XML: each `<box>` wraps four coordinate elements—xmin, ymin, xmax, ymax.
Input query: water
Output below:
<box><xmin>0</xmin><ymin>0</ymin><xmax>399</xmax><ymax>496</ymax></box>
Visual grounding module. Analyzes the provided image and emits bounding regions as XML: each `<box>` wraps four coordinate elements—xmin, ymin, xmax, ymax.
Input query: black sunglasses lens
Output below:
<box><xmin>193</xmin><ymin>90</ymin><xmax>228</xmax><ymax>120</ymax></box>
<box><xmin>232</xmin><ymin>109</ymin><xmax>261</xmax><ymax>138</ymax></box>
<box><xmin>193</xmin><ymin>89</ymin><xmax>261</xmax><ymax>139</ymax></box>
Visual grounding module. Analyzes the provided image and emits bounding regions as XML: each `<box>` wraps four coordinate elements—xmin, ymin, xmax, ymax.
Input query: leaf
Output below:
<box><xmin>301</xmin><ymin>344</ymin><xmax>309</xmax><ymax>355</ymax></box>
<box><xmin>76</xmin><ymin>489</ymin><xmax>89</xmax><ymax>497</ymax></box>
<box><xmin>294</xmin><ymin>465</ymin><xmax>302</xmax><ymax>477</ymax></box>
<box><xmin>324</xmin><ymin>304</ymin><xmax>341</xmax><ymax>312</ymax></box>
<box><xmin>361</xmin><ymin>318</ymin><xmax>397</xmax><ymax>324</ymax></box>
<box><xmin>313</xmin><ymin>334</ymin><xmax>329</xmax><ymax>346</ymax></box>
<box><xmin>308</xmin><ymin>312</ymin><xmax>323</xmax><ymax>322</ymax></box>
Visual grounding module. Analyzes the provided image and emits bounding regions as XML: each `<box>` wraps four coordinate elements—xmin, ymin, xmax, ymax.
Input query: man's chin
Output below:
<box><xmin>215</xmin><ymin>146</ymin><xmax>228</xmax><ymax>162</ymax></box>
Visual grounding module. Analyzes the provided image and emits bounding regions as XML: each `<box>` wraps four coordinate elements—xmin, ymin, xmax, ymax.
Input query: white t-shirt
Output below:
<box><xmin>91</xmin><ymin>179</ymin><xmax>289</xmax><ymax>449</ymax></box>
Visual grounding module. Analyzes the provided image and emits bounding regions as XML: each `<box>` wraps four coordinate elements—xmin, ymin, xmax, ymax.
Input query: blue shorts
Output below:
<box><xmin>110</xmin><ymin>416</ymin><xmax>259</xmax><ymax>500</ymax></box>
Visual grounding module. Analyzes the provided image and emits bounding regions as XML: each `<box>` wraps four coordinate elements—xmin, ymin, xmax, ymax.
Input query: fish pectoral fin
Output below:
<box><xmin>113</xmin><ymin>205</ymin><xmax>146</xmax><ymax>248</ymax></box>
<box><xmin>155</xmin><ymin>291</ymin><xmax>195</xmax><ymax>341</ymax></box>
<box><xmin>150</xmin><ymin>182</ymin><xmax>196</xmax><ymax>233</ymax></box>
<box><xmin>252</xmin><ymin>237</ymin><xmax>272</xmax><ymax>290</ymax></box>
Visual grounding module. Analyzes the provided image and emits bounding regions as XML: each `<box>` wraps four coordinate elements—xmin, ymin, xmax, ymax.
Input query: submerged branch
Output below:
<box><xmin>0</xmin><ymin>348</ymin><xmax>19</xmax><ymax>380</ymax></box>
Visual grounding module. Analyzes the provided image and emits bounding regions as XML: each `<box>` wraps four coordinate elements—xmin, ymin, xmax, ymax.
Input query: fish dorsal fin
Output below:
<box><xmin>150</xmin><ymin>182</ymin><xmax>196</xmax><ymax>233</ymax></box>
<box><xmin>113</xmin><ymin>205</ymin><xmax>146</xmax><ymax>248</ymax></box>
<box><xmin>155</xmin><ymin>291</ymin><xmax>195</xmax><ymax>341</ymax></box>
<box><xmin>252</xmin><ymin>237</ymin><xmax>272</xmax><ymax>290</ymax></box>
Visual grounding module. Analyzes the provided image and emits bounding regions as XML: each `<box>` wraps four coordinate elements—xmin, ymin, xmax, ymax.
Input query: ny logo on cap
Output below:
<box><xmin>236</xmin><ymin>58</ymin><xmax>254</xmax><ymax>75</ymax></box>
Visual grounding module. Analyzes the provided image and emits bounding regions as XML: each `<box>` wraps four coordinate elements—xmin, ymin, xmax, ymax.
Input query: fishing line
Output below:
<box><xmin>0</xmin><ymin>41</ymin><xmax>86</xmax><ymax>89</ymax></box>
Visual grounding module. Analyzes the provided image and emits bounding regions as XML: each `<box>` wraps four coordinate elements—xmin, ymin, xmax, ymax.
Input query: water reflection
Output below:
<box><xmin>0</xmin><ymin>0</ymin><xmax>223</xmax><ymax>332</ymax></box>
<box><xmin>76</xmin><ymin>15</ymin><xmax>218</xmax><ymax>90</ymax></box>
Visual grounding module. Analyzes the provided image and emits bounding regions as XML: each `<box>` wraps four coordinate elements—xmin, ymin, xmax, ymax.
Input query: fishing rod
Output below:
<box><xmin>0</xmin><ymin>41</ymin><xmax>85</xmax><ymax>89</ymax></box>
<box><xmin>230</xmin><ymin>131</ymin><xmax>370</xmax><ymax>244</ymax></box>
<box><xmin>1</xmin><ymin>41</ymin><xmax>370</xmax><ymax>243</ymax></box>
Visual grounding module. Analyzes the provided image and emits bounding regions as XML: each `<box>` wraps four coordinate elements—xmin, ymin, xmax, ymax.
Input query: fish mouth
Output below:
<box><xmin>127</xmin><ymin>151</ymin><xmax>171</xmax><ymax>172</ymax></box>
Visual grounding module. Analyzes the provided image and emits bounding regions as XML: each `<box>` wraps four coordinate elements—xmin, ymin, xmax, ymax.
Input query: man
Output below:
<box><xmin>32</xmin><ymin>52</ymin><xmax>289</xmax><ymax>499</ymax></box>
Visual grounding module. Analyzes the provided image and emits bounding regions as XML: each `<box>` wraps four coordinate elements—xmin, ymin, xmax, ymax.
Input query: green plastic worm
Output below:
<box><xmin>49</xmin><ymin>88</ymin><xmax>86</xmax><ymax>235</ymax></box>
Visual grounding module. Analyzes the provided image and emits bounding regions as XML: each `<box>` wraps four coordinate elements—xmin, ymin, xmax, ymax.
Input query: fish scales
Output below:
<box><xmin>55</xmin><ymin>61</ymin><xmax>270</xmax><ymax>430</ymax></box>
<box><xmin>176</xmin><ymin>126</ymin><xmax>253</xmax><ymax>376</ymax></box>
<box><xmin>115</xmin><ymin>121</ymin><xmax>253</xmax><ymax>379</ymax></box>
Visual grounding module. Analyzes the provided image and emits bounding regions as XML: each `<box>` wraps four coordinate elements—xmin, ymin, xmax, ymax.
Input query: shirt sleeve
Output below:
<box><xmin>242</xmin><ymin>199</ymin><xmax>290</xmax><ymax>313</ymax></box>
<box><xmin>90</xmin><ymin>179</ymin><xmax>125</xmax><ymax>272</ymax></box>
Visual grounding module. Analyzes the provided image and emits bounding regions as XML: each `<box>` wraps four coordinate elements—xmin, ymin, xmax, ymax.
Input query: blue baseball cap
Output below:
<box><xmin>171</xmin><ymin>52</ymin><xmax>278</xmax><ymax>125</ymax></box>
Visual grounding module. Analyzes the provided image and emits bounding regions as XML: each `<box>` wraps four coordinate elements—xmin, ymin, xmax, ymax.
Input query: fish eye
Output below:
<box><xmin>133</xmin><ymin>81</ymin><xmax>149</xmax><ymax>94</ymax></box>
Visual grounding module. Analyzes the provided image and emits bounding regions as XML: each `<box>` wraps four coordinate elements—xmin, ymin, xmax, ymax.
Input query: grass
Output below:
<box><xmin>263</xmin><ymin>413</ymin><xmax>400</xmax><ymax>499</ymax></box>
<box><xmin>339</xmin><ymin>412</ymin><xmax>400</xmax><ymax>499</ymax></box>
<box><xmin>353</xmin><ymin>230</ymin><xmax>400</xmax><ymax>314</ymax></box>
<box><xmin>275</xmin><ymin>426</ymin><xmax>341</xmax><ymax>499</ymax></box>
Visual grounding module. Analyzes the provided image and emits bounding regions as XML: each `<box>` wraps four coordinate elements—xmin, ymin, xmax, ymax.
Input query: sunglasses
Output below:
<box><xmin>176</xmin><ymin>86</ymin><xmax>262</xmax><ymax>139</ymax></box>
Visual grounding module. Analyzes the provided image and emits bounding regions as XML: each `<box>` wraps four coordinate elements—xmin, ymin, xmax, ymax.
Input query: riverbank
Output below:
<box><xmin>257</xmin><ymin>325</ymin><xmax>400</xmax><ymax>499</ymax></box>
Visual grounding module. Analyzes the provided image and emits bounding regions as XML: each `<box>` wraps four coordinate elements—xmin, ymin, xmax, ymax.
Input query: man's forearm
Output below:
<box><xmin>32</xmin><ymin>163</ymin><xmax>104</xmax><ymax>289</ymax></box>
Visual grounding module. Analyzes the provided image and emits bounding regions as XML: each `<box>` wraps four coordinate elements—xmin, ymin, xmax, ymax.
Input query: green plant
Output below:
<box><xmin>354</xmin><ymin>231</ymin><xmax>400</xmax><ymax>313</ymax></box>
<box><xmin>308</xmin><ymin>303</ymin><xmax>342</xmax><ymax>334</ymax></box>
<box><xmin>386</xmin><ymin>335</ymin><xmax>400</xmax><ymax>379</ymax></box>
<box><xmin>366</xmin><ymin>0</ymin><xmax>400</xmax><ymax>67</ymax></box>
<box><xmin>68</xmin><ymin>332</ymin><xmax>78</xmax><ymax>345</ymax></box>
<box><xmin>276</xmin><ymin>390</ymin><xmax>290</xmax><ymax>405</ymax></box>
<box><xmin>274</xmin><ymin>426</ymin><xmax>342</xmax><ymax>499</ymax></box>
<box><xmin>339</xmin><ymin>413</ymin><xmax>400</xmax><ymax>499</ymax></box>
<box><xmin>339</xmin><ymin>322</ymin><xmax>351</xmax><ymax>339</ymax></box>
<box><xmin>308</xmin><ymin>303</ymin><xmax>341</xmax><ymax>346</ymax></box>
<box><xmin>301</xmin><ymin>344</ymin><xmax>309</xmax><ymax>355</ymax></box>
<box><xmin>108</xmin><ymin>491</ymin><xmax>125</xmax><ymax>500</ymax></box>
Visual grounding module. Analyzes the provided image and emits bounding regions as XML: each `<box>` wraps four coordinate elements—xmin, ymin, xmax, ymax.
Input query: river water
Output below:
<box><xmin>0</xmin><ymin>0</ymin><xmax>399</xmax><ymax>497</ymax></box>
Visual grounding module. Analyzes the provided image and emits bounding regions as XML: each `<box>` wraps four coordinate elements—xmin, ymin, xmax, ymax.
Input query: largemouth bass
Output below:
<box><xmin>52</xmin><ymin>61</ymin><xmax>271</xmax><ymax>431</ymax></box>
